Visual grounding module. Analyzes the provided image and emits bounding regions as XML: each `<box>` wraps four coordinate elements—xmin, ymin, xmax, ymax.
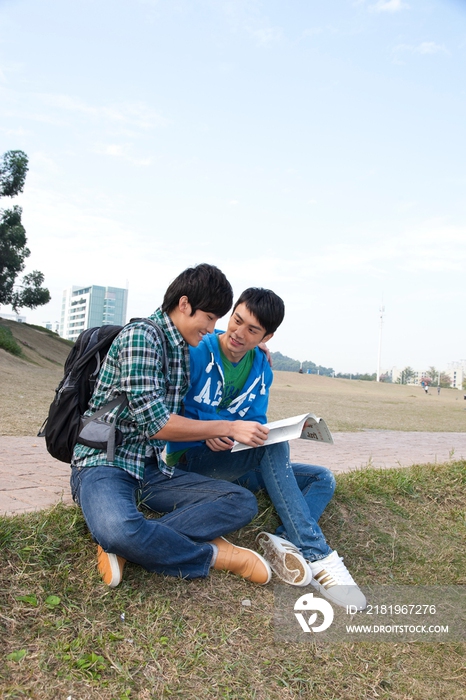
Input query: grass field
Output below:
<box><xmin>1</xmin><ymin>462</ymin><xmax>465</xmax><ymax>699</ymax></box>
<box><xmin>1</xmin><ymin>319</ymin><xmax>465</xmax><ymax>698</ymax></box>
<box><xmin>268</xmin><ymin>371</ymin><xmax>466</xmax><ymax>432</ymax></box>
<box><xmin>1</xmin><ymin>318</ymin><xmax>465</xmax><ymax>435</ymax></box>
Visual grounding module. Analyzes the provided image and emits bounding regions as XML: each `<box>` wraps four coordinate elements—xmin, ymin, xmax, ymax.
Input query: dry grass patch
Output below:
<box><xmin>268</xmin><ymin>371</ymin><xmax>466</xmax><ymax>432</ymax></box>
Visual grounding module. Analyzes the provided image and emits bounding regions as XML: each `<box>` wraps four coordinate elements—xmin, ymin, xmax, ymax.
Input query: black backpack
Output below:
<box><xmin>38</xmin><ymin>319</ymin><xmax>167</xmax><ymax>463</ymax></box>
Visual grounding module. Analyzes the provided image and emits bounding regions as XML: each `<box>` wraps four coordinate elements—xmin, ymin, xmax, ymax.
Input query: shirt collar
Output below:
<box><xmin>150</xmin><ymin>307</ymin><xmax>186</xmax><ymax>350</ymax></box>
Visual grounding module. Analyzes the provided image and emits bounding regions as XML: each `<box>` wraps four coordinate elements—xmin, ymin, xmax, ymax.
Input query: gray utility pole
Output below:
<box><xmin>377</xmin><ymin>304</ymin><xmax>385</xmax><ymax>382</ymax></box>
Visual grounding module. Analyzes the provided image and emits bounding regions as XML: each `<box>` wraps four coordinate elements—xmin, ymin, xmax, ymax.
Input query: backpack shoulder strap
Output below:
<box><xmin>128</xmin><ymin>317</ymin><xmax>169</xmax><ymax>379</ymax></box>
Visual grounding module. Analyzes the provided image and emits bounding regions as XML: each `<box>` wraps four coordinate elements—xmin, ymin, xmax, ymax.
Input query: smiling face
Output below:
<box><xmin>170</xmin><ymin>296</ymin><xmax>218</xmax><ymax>346</ymax></box>
<box><xmin>219</xmin><ymin>302</ymin><xmax>273</xmax><ymax>362</ymax></box>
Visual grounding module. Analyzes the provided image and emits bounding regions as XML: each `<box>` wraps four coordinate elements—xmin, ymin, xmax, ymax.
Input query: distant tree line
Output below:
<box><xmin>269</xmin><ymin>355</ymin><xmax>456</xmax><ymax>388</ymax></box>
<box><xmin>335</xmin><ymin>372</ymin><xmax>377</xmax><ymax>381</ymax></box>
<box><xmin>270</xmin><ymin>351</ymin><xmax>334</xmax><ymax>376</ymax></box>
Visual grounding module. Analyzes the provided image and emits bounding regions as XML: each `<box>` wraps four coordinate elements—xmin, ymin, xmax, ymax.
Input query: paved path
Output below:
<box><xmin>1</xmin><ymin>431</ymin><xmax>465</xmax><ymax>517</ymax></box>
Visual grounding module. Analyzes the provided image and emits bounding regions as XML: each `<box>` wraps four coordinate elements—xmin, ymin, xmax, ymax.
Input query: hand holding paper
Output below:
<box><xmin>231</xmin><ymin>413</ymin><xmax>333</xmax><ymax>452</ymax></box>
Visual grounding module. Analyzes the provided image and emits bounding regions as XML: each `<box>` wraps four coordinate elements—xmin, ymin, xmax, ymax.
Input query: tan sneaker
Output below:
<box><xmin>211</xmin><ymin>536</ymin><xmax>272</xmax><ymax>585</ymax></box>
<box><xmin>97</xmin><ymin>545</ymin><xmax>126</xmax><ymax>588</ymax></box>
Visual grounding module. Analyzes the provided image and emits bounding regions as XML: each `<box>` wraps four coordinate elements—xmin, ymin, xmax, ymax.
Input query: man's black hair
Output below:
<box><xmin>233</xmin><ymin>288</ymin><xmax>285</xmax><ymax>336</ymax></box>
<box><xmin>162</xmin><ymin>263</ymin><xmax>233</xmax><ymax>318</ymax></box>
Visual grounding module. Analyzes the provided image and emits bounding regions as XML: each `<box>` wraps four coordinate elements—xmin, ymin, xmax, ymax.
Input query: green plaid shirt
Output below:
<box><xmin>72</xmin><ymin>308</ymin><xmax>190</xmax><ymax>479</ymax></box>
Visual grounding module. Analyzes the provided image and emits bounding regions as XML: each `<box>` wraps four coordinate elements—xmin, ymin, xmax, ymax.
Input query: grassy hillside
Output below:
<box><xmin>0</xmin><ymin>318</ymin><xmax>71</xmax><ymax>436</ymax></box>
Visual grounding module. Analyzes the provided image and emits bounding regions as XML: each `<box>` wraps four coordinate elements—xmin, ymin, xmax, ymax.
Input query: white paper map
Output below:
<box><xmin>231</xmin><ymin>412</ymin><xmax>334</xmax><ymax>452</ymax></box>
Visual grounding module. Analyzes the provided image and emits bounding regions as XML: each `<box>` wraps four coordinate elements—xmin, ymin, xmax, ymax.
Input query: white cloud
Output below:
<box><xmin>94</xmin><ymin>143</ymin><xmax>152</xmax><ymax>166</ymax></box>
<box><xmin>228</xmin><ymin>221</ymin><xmax>466</xmax><ymax>283</ymax></box>
<box><xmin>392</xmin><ymin>41</ymin><xmax>449</xmax><ymax>63</ymax></box>
<box><xmin>0</xmin><ymin>125</ymin><xmax>30</xmax><ymax>137</ymax></box>
<box><xmin>370</xmin><ymin>0</ymin><xmax>409</xmax><ymax>13</ymax></box>
<box><xmin>37</xmin><ymin>94</ymin><xmax>170</xmax><ymax>130</ymax></box>
<box><xmin>0</xmin><ymin>87</ymin><xmax>170</xmax><ymax>136</ymax></box>
<box><xmin>416</xmin><ymin>41</ymin><xmax>449</xmax><ymax>55</ymax></box>
<box><xmin>246</xmin><ymin>26</ymin><xmax>283</xmax><ymax>46</ymax></box>
<box><xmin>302</xmin><ymin>27</ymin><xmax>324</xmax><ymax>38</ymax></box>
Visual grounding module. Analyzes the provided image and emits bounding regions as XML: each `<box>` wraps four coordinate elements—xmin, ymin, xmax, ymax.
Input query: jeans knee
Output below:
<box><xmin>230</xmin><ymin>486</ymin><xmax>258</xmax><ymax>521</ymax></box>
<box><xmin>97</xmin><ymin>512</ymin><xmax>145</xmax><ymax>552</ymax></box>
<box><xmin>324</xmin><ymin>470</ymin><xmax>337</xmax><ymax>495</ymax></box>
<box><xmin>266</xmin><ymin>442</ymin><xmax>289</xmax><ymax>460</ymax></box>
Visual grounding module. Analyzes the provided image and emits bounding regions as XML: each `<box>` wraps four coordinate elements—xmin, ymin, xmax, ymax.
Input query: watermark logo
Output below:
<box><xmin>294</xmin><ymin>592</ymin><xmax>334</xmax><ymax>633</ymax></box>
<box><xmin>276</xmin><ymin>585</ymin><xmax>466</xmax><ymax>644</ymax></box>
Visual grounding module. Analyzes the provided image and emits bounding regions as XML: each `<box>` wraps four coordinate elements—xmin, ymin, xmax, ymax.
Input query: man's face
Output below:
<box><xmin>220</xmin><ymin>302</ymin><xmax>273</xmax><ymax>362</ymax></box>
<box><xmin>177</xmin><ymin>305</ymin><xmax>218</xmax><ymax>347</ymax></box>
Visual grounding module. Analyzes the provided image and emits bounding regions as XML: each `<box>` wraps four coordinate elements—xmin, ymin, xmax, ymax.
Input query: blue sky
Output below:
<box><xmin>1</xmin><ymin>0</ymin><xmax>465</xmax><ymax>374</ymax></box>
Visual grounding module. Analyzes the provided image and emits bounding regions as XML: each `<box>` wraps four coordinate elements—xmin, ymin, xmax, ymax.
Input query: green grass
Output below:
<box><xmin>0</xmin><ymin>324</ymin><xmax>25</xmax><ymax>358</ymax></box>
<box><xmin>1</xmin><ymin>461</ymin><xmax>465</xmax><ymax>699</ymax></box>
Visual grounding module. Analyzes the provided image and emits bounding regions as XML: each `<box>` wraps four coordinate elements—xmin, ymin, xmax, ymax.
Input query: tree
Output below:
<box><xmin>0</xmin><ymin>150</ymin><xmax>29</xmax><ymax>196</ymax></box>
<box><xmin>269</xmin><ymin>351</ymin><xmax>334</xmax><ymax>376</ymax></box>
<box><xmin>0</xmin><ymin>150</ymin><xmax>50</xmax><ymax>312</ymax></box>
<box><xmin>397</xmin><ymin>366</ymin><xmax>415</xmax><ymax>384</ymax></box>
<box><xmin>439</xmin><ymin>373</ymin><xmax>451</xmax><ymax>389</ymax></box>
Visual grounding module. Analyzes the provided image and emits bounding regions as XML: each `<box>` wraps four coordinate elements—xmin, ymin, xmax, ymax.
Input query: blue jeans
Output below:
<box><xmin>70</xmin><ymin>457</ymin><xmax>258</xmax><ymax>579</ymax></box>
<box><xmin>180</xmin><ymin>442</ymin><xmax>335</xmax><ymax>561</ymax></box>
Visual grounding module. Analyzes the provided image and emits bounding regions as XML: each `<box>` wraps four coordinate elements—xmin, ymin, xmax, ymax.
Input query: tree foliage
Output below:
<box><xmin>397</xmin><ymin>366</ymin><xmax>415</xmax><ymax>384</ymax></box>
<box><xmin>336</xmin><ymin>372</ymin><xmax>377</xmax><ymax>381</ymax></box>
<box><xmin>0</xmin><ymin>150</ymin><xmax>29</xmax><ymax>197</ymax></box>
<box><xmin>270</xmin><ymin>351</ymin><xmax>334</xmax><ymax>376</ymax></box>
<box><xmin>439</xmin><ymin>373</ymin><xmax>452</xmax><ymax>388</ymax></box>
<box><xmin>0</xmin><ymin>150</ymin><xmax>50</xmax><ymax>312</ymax></box>
<box><xmin>0</xmin><ymin>206</ymin><xmax>29</xmax><ymax>306</ymax></box>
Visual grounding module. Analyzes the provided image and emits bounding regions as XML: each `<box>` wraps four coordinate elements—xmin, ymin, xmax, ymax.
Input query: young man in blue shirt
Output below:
<box><xmin>167</xmin><ymin>288</ymin><xmax>366</xmax><ymax>610</ymax></box>
<box><xmin>71</xmin><ymin>265</ymin><xmax>272</xmax><ymax>588</ymax></box>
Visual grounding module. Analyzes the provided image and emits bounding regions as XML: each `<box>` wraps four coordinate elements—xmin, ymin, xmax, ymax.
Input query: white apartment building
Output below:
<box><xmin>387</xmin><ymin>364</ymin><xmax>464</xmax><ymax>390</ymax></box>
<box><xmin>446</xmin><ymin>361</ymin><xmax>465</xmax><ymax>390</ymax></box>
<box><xmin>60</xmin><ymin>285</ymin><xmax>128</xmax><ymax>341</ymax></box>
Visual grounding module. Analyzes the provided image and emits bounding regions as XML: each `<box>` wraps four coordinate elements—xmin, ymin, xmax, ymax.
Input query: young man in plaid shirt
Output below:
<box><xmin>71</xmin><ymin>264</ymin><xmax>271</xmax><ymax>588</ymax></box>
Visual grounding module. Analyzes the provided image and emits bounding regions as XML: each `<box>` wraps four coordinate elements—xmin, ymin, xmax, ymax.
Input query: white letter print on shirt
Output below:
<box><xmin>193</xmin><ymin>378</ymin><xmax>222</xmax><ymax>407</ymax></box>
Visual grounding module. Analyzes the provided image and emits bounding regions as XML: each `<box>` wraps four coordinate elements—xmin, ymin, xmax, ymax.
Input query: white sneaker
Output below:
<box><xmin>256</xmin><ymin>532</ymin><xmax>313</xmax><ymax>587</ymax></box>
<box><xmin>308</xmin><ymin>550</ymin><xmax>366</xmax><ymax>610</ymax></box>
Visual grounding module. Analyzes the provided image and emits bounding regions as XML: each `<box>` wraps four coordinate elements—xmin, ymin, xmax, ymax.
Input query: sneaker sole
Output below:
<box><xmin>256</xmin><ymin>533</ymin><xmax>312</xmax><ymax>586</ymax></box>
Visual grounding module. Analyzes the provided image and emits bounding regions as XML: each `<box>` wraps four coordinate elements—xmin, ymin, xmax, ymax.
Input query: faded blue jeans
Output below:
<box><xmin>179</xmin><ymin>441</ymin><xmax>335</xmax><ymax>561</ymax></box>
<box><xmin>70</xmin><ymin>456</ymin><xmax>258</xmax><ymax>579</ymax></box>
